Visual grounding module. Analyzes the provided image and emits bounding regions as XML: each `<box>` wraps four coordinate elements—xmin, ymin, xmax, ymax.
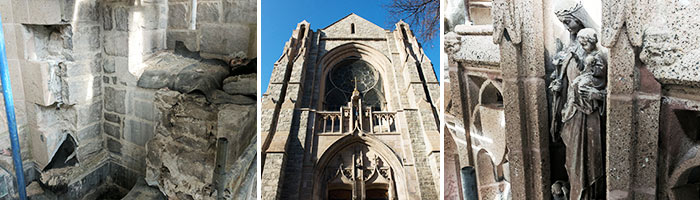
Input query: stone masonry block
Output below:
<box><xmin>224</xmin><ymin>0</ymin><xmax>256</xmax><ymax>24</ymax></box>
<box><xmin>114</xmin><ymin>7</ymin><xmax>129</xmax><ymax>31</ymax></box>
<box><xmin>77</xmin><ymin>122</ymin><xmax>101</xmax><ymax>142</ymax></box>
<box><xmin>1</xmin><ymin>24</ymin><xmax>17</xmax><ymax>60</ymax></box>
<box><xmin>0</xmin><ymin>0</ymin><xmax>13</xmax><ymax>23</ymax></box>
<box><xmin>107</xmin><ymin>137</ymin><xmax>122</xmax><ymax>155</ymax></box>
<box><xmin>65</xmin><ymin>58</ymin><xmax>102</xmax><ymax>77</ymax></box>
<box><xmin>199</xmin><ymin>24</ymin><xmax>250</xmax><ymax>56</ymax></box>
<box><xmin>6</xmin><ymin>59</ymin><xmax>25</xmax><ymax>102</ymax></box>
<box><xmin>76</xmin><ymin>100</ymin><xmax>102</xmax><ymax>127</ymax></box>
<box><xmin>25</xmin><ymin>0</ymin><xmax>63</xmax><ymax>24</ymax></box>
<box><xmin>134</xmin><ymin>4</ymin><xmax>167</xmax><ymax>31</ymax></box>
<box><xmin>168</xmin><ymin>3</ymin><xmax>190</xmax><ymax>29</ymax></box>
<box><xmin>102</xmin><ymin>5</ymin><xmax>113</xmax><ymax>31</ymax></box>
<box><xmin>65</xmin><ymin>76</ymin><xmax>102</xmax><ymax>105</ymax></box>
<box><xmin>76</xmin><ymin>137</ymin><xmax>102</xmax><ymax>162</ymax></box>
<box><xmin>197</xmin><ymin>1</ymin><xmax>220</xmax><ymax>24</ymax></box>
<box><xmin>104</xmin><ymin>31</ymin><xmax>128</xmax><ymax>56</ymax></box>
<box><xmin>104</xmin><ymin>112</ymin><xmax>121</xmax><ymax>124</ymax></box>
<box><xmin>105</xmin><ymin>87</ymin><xmax>126</xmax><ymax>114</ymax></box>
<box><xmin>75</xmin><ymin>0</ymin><xmax>99</xmax><ymax>22</ymax></box>
<box><xmin>124</xmin><ymin>119</ymin><xmax>155</xmax><ymax>146</ymax></box>
<box><xmin>103</xmin><ymin>56</ymin><xmax>116</xmax><ymax>73</ymax></box>
<box><xmin>21</xmin><ymin>61</ymin><xmax>59</xmax><ymax>106</ymax></box>
<box><xmin>104</xmin><ymin>122</ymin><xmax>121</xmax><ymax>139</ymax></box>
<box><xmin>10</xmin><ymin>0</ymin><xmax>28</xmax><ymax>23</ymax></box>
<box><xmin>133</xmin><ymin>99</ymin><xmax>156</xmax><ymax>121</ymax></box>
<box><xmin>73</xmin><ymin>25</ymin><xmax>101</xmax><ymax>52</ymax></box>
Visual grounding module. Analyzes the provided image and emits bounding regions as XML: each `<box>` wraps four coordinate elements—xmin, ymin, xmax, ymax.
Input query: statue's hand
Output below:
<box><xmin>579</xmin><ymin>86</ymin><xmax>604</xmax><ymax>100</ymax></box>
<box><xmin>550</xmin><ymin>80</ymin><xmax>562</xmax><ymax>93</ymax></box>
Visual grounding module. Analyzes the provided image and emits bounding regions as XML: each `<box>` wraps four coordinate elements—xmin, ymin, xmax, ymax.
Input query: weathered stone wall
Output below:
<box><xmin>166</xmin><ymin>0</ymin><xmax>257</xmax><ymax>59</ymax></box>
<box><xmin>0</xmin><ymin>1</ymin><xmax>112</xmax><ymax>197</ymax></box>
<box><xmin>0</xmin><ymin>0</ymin><xmax>106</xmax><ymax>173</ymax></box>
<box><xmin>99</xmin><ymin>0</ymin><xmax>168</xmax><ymax>174</ymax></box>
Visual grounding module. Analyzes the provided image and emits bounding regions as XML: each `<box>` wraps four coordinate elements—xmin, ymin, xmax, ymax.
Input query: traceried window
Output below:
<box><xmin>325</xmin><ymin>57</ymin><xmax>385</xmax><ymax>111</ymax></box>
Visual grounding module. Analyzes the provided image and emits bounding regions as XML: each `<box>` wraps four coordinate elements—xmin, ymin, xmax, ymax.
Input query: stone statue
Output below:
<box><xmin>551</xmin><ymin>180</ymin><xmax>570</xmax><ymax>200</ymax></box>
<box><xmin>549</xmin><ymin>1</ymin><xmax>607</xmax><ymax>199</ymax></box>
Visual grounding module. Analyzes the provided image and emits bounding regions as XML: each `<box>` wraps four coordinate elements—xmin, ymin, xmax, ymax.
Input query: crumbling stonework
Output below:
<box><xmin>0</xmin><ymin>0</ymin><xmax>257</xmax><ymax>198</ymax></box>
<box><xmin>144</xmin><ymin>88</ymin><xmax>256</xmax><ymax>200</ymax></box>
<box><xmin>261</xmin><ymin>14</ymin><xmax>440</xmax><ymax>200</ymax></box>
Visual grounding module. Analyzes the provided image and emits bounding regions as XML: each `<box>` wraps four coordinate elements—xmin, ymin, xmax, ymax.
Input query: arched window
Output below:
<box><xmin>324</xmin><ymin>57</ymin><xmax>385</xmax><ymax>111</ymax></box>
<box><xmin>351</xmin><ymin>23</ymin><xmax>356</xmax><ymax>34</ymax></box>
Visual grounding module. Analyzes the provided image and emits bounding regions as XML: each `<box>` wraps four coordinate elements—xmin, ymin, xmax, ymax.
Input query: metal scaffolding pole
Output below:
<box><xmin>0</xmin><ymin>13</ymin><xmax>28</xmax><ymax>200</ymax></box>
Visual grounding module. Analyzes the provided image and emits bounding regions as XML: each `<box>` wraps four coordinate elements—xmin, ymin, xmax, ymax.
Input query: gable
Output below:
<box><xmin>322</xmin><ymin>14</ymin><xmax>387</xmax><ymax>39</ymax></box>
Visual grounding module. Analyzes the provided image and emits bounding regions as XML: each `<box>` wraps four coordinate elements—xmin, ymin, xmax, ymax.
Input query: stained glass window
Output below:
<box><xmin>325</xmin><ymin>58</ymin><xmax>385</xmax><ymax>111</ymax></box>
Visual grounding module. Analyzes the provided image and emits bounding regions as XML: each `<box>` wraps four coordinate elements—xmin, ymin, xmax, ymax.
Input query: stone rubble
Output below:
<box><xmin>141</xmin><ymin>51</ymin><xmax>257</xmax><ymax>199</ymax></box>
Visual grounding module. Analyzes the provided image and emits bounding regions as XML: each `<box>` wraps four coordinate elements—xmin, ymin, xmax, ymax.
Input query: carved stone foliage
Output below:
<box><xmin>324</xmin><ymin>143</ymin><xmax>395</xmax><ymax>199</ymax></box>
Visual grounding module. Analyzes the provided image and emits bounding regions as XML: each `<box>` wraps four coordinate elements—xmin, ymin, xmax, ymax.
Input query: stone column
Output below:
<box><xmin>261</xmin><ymin>22</ymin><xmax>310</xmax><ymax>200</ymax></box>
<box><xmin>602</xmin><ymin>28</ymin><xmax>660</xmax><ymax>200</ymax></box>
<box><xmin>393</xmin><ymin>22</ymin><xmax>440</xmax><ymax>199</ymax></box>
<box><xmin>600</xmin><ymin>1</ymin><xmax>659</xmax><ymax>198</ymax></box>
<box><xmin>493</xmin><ymin>0</ymin><xmax>550</xmax><ymax>199</ymax></box>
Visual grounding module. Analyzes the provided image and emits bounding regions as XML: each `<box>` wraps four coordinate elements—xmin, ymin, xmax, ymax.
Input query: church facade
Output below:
<box><xmin>260</xmin><ymin>14</ymin><xmax>440</xmax><ymax>200</ymax></box>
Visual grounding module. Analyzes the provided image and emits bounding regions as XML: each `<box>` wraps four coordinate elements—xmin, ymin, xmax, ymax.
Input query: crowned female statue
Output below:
<box><xmin>549</xmin><ymin>1</ymin><xmax>607</xmax><ymax>199</ymax></box>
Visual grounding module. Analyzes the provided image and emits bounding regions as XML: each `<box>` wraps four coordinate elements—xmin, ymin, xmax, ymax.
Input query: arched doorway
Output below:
<box><xmin>313</xmin><ymin>135</ymin><xmax>408</xmax><ymax>200</ymax></box>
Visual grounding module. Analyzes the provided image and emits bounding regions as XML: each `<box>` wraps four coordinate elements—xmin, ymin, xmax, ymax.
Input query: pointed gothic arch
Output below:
<box><xmin>317</xmin><ymin>43</ymin><xmax>396</xmax><ymax>111</ymax></box>
<box><xmin>312</xmin><ymin>134</ymin><xmax>408</xmax><ymax>200</ymax></box>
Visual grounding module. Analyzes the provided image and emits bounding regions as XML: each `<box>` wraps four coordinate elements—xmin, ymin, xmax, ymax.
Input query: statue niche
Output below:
<box><xmin>549</xmin><ymin>1</ymin><xmax>607</xmax><ymax>199</ymax></box>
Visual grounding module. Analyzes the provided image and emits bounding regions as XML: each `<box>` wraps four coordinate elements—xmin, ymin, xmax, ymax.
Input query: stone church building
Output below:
<box><xmin>445</xmin><ymin>0</ymin><xmax>700</xmax><ymax>199</ymax></box>
<box><xmin>261</xmin><ymin>14</ymin><xmax>441</xmax><ymax>200</ymax></box>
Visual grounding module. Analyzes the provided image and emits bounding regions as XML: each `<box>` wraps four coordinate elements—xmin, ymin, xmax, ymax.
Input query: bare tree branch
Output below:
<box><xmin>384</xmin><ymin>0</ymin><xmax>440</xmax><ymax>45</ymax></box>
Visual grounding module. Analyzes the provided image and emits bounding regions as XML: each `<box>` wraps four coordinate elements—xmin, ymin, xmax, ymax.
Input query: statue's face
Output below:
<box><xmin>579</xmin><ymin>38</ymin><xmax>595</xmax><ymax>52</ymax></box>
<box><xmin>558</xmin><ymin>15</ymin><xmax>583</xmax><ymax>34</ymax></box>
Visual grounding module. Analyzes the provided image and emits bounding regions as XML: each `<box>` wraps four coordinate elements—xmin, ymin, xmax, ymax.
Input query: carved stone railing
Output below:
<box><xmin>316</xmin><ymin>108</ymin><xmax>397</xmax><ymax>134</ymax></box>
<box><xmin>371</xmin><ymin>111</ymin><xmax>397</xmax><ymax>133</ymax></box>
<box><xmin>317</xmin><ymin>111</ymin><xmax>343</xmax><ymax>133</ymax></box>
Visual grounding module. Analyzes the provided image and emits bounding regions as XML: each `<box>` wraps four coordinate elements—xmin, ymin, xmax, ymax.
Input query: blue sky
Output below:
<box><xmin>261</xmin><ymin>0</ymin><xmax>440</xmax><ymax>94</ymax></box>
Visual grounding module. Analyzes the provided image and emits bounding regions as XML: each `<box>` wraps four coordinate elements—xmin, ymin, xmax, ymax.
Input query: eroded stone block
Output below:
<box><xmin>199</xmin><ymin>24</ymin><xmax>250</xmax><ymax>56</ymax></box>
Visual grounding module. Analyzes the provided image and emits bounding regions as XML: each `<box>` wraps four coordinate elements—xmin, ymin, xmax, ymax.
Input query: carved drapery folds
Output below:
<box><xmin>549</xmin><ymin>1</ymin><xmax>608</xmax><ymax>199</ymax></box>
